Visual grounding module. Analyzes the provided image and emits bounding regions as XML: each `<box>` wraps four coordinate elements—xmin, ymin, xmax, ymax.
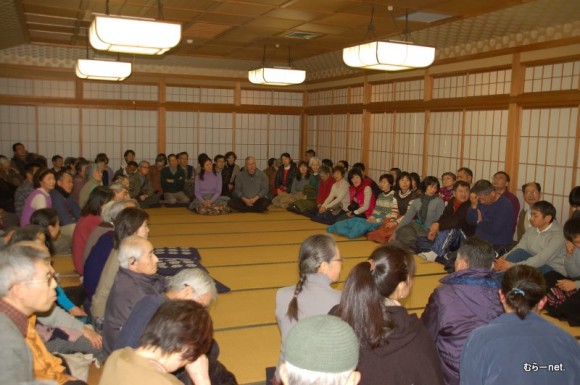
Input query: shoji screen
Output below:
<box><xmin>122</xmin><ymin>110</ymin><xmax>158</xmax><ymax>164</ymax></box>
<box><xmin>268</xmin><ymin>115</ymin><xmax>300</xmax><ymax>161</ymax></box>
<box><xmin>519</xmin><ymin>107</ymin><xmax>578</xmax><ymax>222</ymax></box>
<box><xmin>313</xmin><ymin>115</ymin><xmax>333</xmax><ymax>161</ymax></box>
<box><xmin>0</xmin><ymin>105</ymin><xmax>37</xmax><ymax>155</ymax></box>
<box><xmin>306</xmin><ymin>115</ymin><xmax>318</xmax><ymax>155</ymax></box>
<box><xmin>427</xmin><ymin>111</ymin><xmax>463</xmax><ymax>179</ymax></box>
<box><xmin>236</xmin><ymin>113</ymin><xmax>268</xmax><ymax>169</ymax></box>
<box><xmin>37</xmin><ymin>107</ymin><xmax>80</xmax><ymax>161</ymax></box>
<box><xmin>347</xmin><ymin>114</ymin><xmax>363</xmax><ymax>164</ymax></box>
<box><xmin>81</xmin><ymin>108</ymin><xmax>123</xmax><ymax>169</ymax></box>
<box><xmin>463</xmin><ymin>110</ymin><xmax>508</xmax><ymax>181</ymax></box>
<box><xmin>330</xmin><ymin>114</ymin><xmax>348</xmax><ymax>162</ymax></box>
<box><xmin>166</xmin><ymin>111</ymin><xmax>197</xmax><ymax>157</ymax></box>
<box><xmin>368</xmin><ymin>112</ymin><xmax>394</xmax><ymax>180</ymax></box>
<box><xmin>199</xmin><ymin>113</ymin><xmax>233</xmax><ymax>158</ymax></box>
<box><xmin>392</xmin><ymin>112</ymin><xmax>425</xmax><ymax>174</ymax></box>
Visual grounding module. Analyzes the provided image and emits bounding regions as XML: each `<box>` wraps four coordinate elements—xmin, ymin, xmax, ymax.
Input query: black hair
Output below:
<box><xmin>81</xmin><ymin>186</ymin><xmax>114</xmax><ymax>216</ymax></box>
<box><xmin>225</xmin><ymin>151</ymin><xmax>237</xmax><ymax>161</ymax></box>
<box><xmin>24</xmin><ymin>162</ymin><xmax>41</xmax><ymax>176</ymax></box>
<box><xmin>95</xmin><ymin>153</ymin><xmax>109</xmax><ymax>164</ymax></box>
<box><xmin>167</xmin><ymin>153</ymin><xmax>177</xmax><ymax>162</ymax></box>
<box><xmin>55</xmin><ymin>169</ymin><xmax>73</xmax><ymax>182</ymax></box>
<box><xmin>569</xmin><ymin>186</ymin><xmax>580</xmax><ymax>207</ymax></box>
<box><xmin>319</xmin><ymin>165</ymin><xmax>331</xmax><ymax>176</ymax></box>
<box><xmin>12</xmin><ymin>142</ymin><xmax>23</xmax><ymax>152</ymax></box>
<box><xmin>522</xmin><ymin>182</ymin><xmax>541</xmax><ymax>194</ymax></box>
<box><xmin>139</xmin><ymin>300</ymin><xmax>213</xmax><ymax>363</ymax></box>
<box><xmin>29</xmin><ymin>208</ymin><xmax>59</xmax><ymax>254</ymax></box>
<box><xmin>352</xmin><ymin>162</ymin><xmax>365</xmax><ymax>172</ymax></box>
<box><xmin>126</xmin><ymin>161</ymin><xmax>138</xmax><ymax>169</ymax></box>
<box><xmin>74</xmin><ymin>158</ymin><xmax>89</xmax><ymax>176</ymax></box>
<box><xmin>441</xmin><ymin>172</ymin><xmax>456</xmax><ymax>181</ymax></box>
<box><xmin>457</xmin><ymin>237</ymin><xmax>496</xmax><ymax>269</ymax></box>
<box><xmin>332</xmin><ymin>165</ymin><xmax>345</xmax><ymax>176</ymax></box>
<box><xmin>333</xmin><ymin>245</ymin><xmax>415</xmax><ymax>348</ymax></box>
<box><xmin>501</xmin><ymin>265</ymin><xmax>546</xmax><ymax>320</ymax></box>
<box><xmin>7</xmin><ymin>225</ymin><xmax>46</xmax><ymax>248</ymax></box>
<box><xmin>305</xmin><ymin>149</ymin><xmax>316</xmax><ymax>156</ymax></box>
<box><xmin>287</xmin><ymin>235</ymin><xmax>337</xmax><ymax>322</ymax></box>
<box><xmin>267</xmin><ymin>157</ymin><xmax>276</xmax><ymax>167</ymax></box>
<box><xmin>51</xmin><ymin>155</ymin><xmax>63</xmax><ymax>164</ymax></box>
<box><xmin>280</xmin><ymin>153</ymin><xmax>292</xmax><ymax>161</ymax></box>
<box><xmin>347</xmin><ymin>168</ymin><xmax>364</xmax><ymax>186</ymax></box>
<box><xmin>530</xmin><ymin>201</ymin><xmax>556</xmax><ymax>223</ymax></box>
<box><xmin>198</xmin><ymin>153</ymin><xmax>216</xmax><ymax>180</ymax></box>
<box><xmin>123</xmin><ymin>149</ymin><xmax>135</xmax><ymax>158</ymax></box>
<box><xmin>398</xmin><ymin>172</ymin><xmax>412</xmax><ymax>192</ymax></box>
<box><xmin>421</xmin><ymin>175</ymin><xmax>440</xmax><ymax>192</ymax></box>
<box><xmin>33</xmin><ymin>168</ymin><xmax>55</xmax><ymax>189</ymax></box>
<box><xmin>453</xmin><ymin>180</ymin><xmax>470</xmax><ymax>191</ymax></box>
<box><xmin>113</xmin><ymin>207</ymin><xmax>150</xmax><ymax>249</ymax></box>
<box><xmin>322</xmin><ymin>159</ymin><xmax>333</xmax><ymax>168</ymax></box>
<box><xmin>214</xmin><ymin>154</ymin><xmax>225</xmax><ymax>163</ymax></box>
<box><xmin>379</xmin><ymin>173</ymin><xmax>394</xmax><ymax>186</ymax></box>
<box><xmin>295</xmin><ymin>161</ymin><xmax>311</xmax><ymax>181</ymax></box>
<box><xmin>338</xmin><ymin>160</ymin><xmax>349</xmax><ymax>171</ymax></box>
<box><xmin>563</xmin><ymin>217</ymin><xmax>580</xmax><ymax>242</ymax></box>
<box><xmin>494</xmin><ymin>171</ymin><xmax>510</xmax><ymax>182</ymax></box>
<box><xmin>457</xmin><ymin>167</ymin><xmax>473</xmax><ymax>178</ymax></box>
<box><xmin>155</xmin><ymin>153</ymin><xmax>167</xmax><ymax>165</ymax></box>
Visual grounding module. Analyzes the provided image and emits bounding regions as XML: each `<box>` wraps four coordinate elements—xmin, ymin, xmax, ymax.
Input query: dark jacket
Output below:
<box><xmin>421</xmin><ymin>268</ymin><xmax>503</xmax><ymax>385</ymax></box>
<box><xmin>274</xmin><ymin>163</ymin><xmax>298</xmax><ymax>193</ymax></box>
<box><xmin>357</xmin><ymin>306</ymin><xmax>444</xmax><ymax>385</ymax></box>
<box><xmin>102</xmin><ymin>268</ymin><xmax>165</xmax><ymax>357</ymax></box>
<box><xmin>160</xmin><ymin>167</ymin><xmax>186</xmax><ymax>193</ymax></box>
<box><xmin>50</xmin><ymin>187</ymin><xmax>81</xmax><ymax>226</ymax></box>
<box><xmin>436</xmin><ymin>198</ymin><xmax>476</xmax><ymax>236</ymax></box>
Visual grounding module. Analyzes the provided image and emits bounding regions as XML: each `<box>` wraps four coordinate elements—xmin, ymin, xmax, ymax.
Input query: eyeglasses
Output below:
<box><xmin>21</xmin><ymin>272</ymin><xmax>58</xmax><ymax>287</ymax></box>
<box><xmin>330</xmin><ymin>256</ymin><xmax>344</xmax><ymax>263</ymax></box>
<box><xmin>524</xmin><ymin>191</ymin><xmax>540</xmax><ymax>196</ymax></box>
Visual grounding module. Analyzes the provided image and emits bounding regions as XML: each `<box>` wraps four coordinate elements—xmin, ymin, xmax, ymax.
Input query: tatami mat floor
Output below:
<box><xmin>52</xmin><ymin>207</ymin><xmax>579</xmax><ymax>385</ymax></box>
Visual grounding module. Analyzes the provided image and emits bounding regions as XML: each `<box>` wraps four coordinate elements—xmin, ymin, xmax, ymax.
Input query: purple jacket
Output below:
<box><xmin>421</xmin><ymin>268</ymin><xmax>504</xmax><ymax>385</ymax></box>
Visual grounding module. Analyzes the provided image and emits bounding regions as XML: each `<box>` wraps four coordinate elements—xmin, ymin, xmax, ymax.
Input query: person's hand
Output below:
<box><xmin>166</xmin><ymin>178</ymin><xmax>175</xmax><ymax>184</ymax></box>
<box><xmin>494</xmin><ymin>258</ymin><xmax>512</xmax><ymax>272</ymax></box>
<box><xmin>565</xmin><ymin>241</ymin><xmax>576</xmax><ymax>256</ymax></box>
<box><xmin>82</xmin><ymin>327</ymin><xmax>102</xmax><ymax>350</ymax></box>
<box><xmin>68</xmin><ymin>306</ymin><xmax>87</xmax><ymax>317</ymax></box>
<box><xmin>185</xmin><ymin>354</ymin><xmax>210</xmax><ymax>385</ymax></box>
<box><xmin>228</xmin><ymin>183</ymin><xmax>234</xmax><ymax>192</ymax></box>
<box><xmin>469</xmin><ymin>192</ymin><xmax>479</xmax><ymax>208</ymax></box>
<box><xmin>346</xmin><ymin>211</ymin><xmax>353</xmax><ymax>217</ymax></box>
<box><xmin>556</xmin><ymin>279</ymin><xmax>577</xmax><ymax>292</ymax></box>
<box><xmin>242</xmin><ymin>197</ymin><xmax>253</xmax><ymax>207</ymax></box>
<box><xmin>385</xmin><ymin>221</ymin><xmax>397</xmax><ymax>229</ymax></box>
<box><xmin>319</xmin><ymin>206</ymin><xmax>327</xmax><ymax>214</ymax></box>
<box><xmin>203</xmin><ymin>200</ymin><xmax>212</xmax><ymax>206</ymax></box>
<box><xmin>427</xmin><ymin>230</ymin><xmax>437</xmax><ymax>241</ymax></box>
<box><xmin>139</xmin><ymin>195</ymin><xmax>147</xmax><ymax>201</ymax></box>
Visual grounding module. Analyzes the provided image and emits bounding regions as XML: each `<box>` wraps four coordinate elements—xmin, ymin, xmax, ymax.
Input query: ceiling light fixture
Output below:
<box><xmin>343</xmin><ymin>8</ymin><xmax>435</xmax><ymax>71</ymax></box>
<box><xmin>75</xmin><ymin>59</ymin><xmax>132</xmax><ymax>81</ymax></box>
<box><xmin>248</xmin><ymin>46</ymin><xmax>306</xmax><ymax>86</ymax></box>
<box><xmin>89</xmin><ymin>0</ymin><xmax>181</xmax><ymax>55</ymax></box>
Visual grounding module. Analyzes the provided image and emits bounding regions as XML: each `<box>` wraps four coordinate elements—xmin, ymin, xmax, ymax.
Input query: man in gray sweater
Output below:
<box><xmin>229</xmin><ymin>156</ymin><xmax>270</xmax><ymax>212</ymax></box>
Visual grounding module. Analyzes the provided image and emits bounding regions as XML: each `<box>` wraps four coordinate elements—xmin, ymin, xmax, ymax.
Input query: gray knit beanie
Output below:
<box><xmin>284</xmin><ymin>315</ymin><xmax>359</xmax><ymax>373</ymax></box>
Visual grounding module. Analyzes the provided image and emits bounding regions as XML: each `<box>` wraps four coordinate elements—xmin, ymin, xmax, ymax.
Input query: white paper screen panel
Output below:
<box><xmin>371</xmin><ymin>83</ymin><xmax>394</xmax><ymax>103</ymax></box>
<box><xmin>350</xmin><ymin>87</ymin><xmax>364</xmax><ymax>104</ymax></box>
<box><xmin>348</xmin><ymin>114</ymin><xmax>363</xmax><ymax>165</ymax></box>
<box><xmin>463</xmin><ymin>110</ymin><xmax>507</xmax><ymax>181</ymax></box>
<box><xmin>198</xmin><ymin>112</ymin><xmax>234</xmax><ymax>158</ymax></box>
<box><xmin>268</xmin><ymin>115</ymin><xmax>300</xmax><ymax>161</ymax></box>
<box><xmin>524</xmin><ymin>61</ymin><xmax>580</xmax><ymax>93</ymax></box>
<box><xmin>392</xmin><ymin>112</ymin><xmax>426</xmax><ymax>174</ymax></box>
<box><xmin>368</xmin><ymin>112</ymin><xmax>394</xmax><ymax>181</ymax></box>
<box><xmin>426</xmin><ymin>111</ymin><xmax>463</xmax><ymax>179</ymax></box>
<box><xmin>330</xmin><ymin>114</ymin><xmax>348</xmax><ymax>162</ymax></box>
<box><xmin>433</xmin><ymin>75</ymin><xmax>466</xmax><ymax>99</ymax></box>
<box><xmin>236</xmin><ymin>114</ymin><xmax>268</xmax><ymax>169</ymax></box>
<box><xmin>121</xmin><ymin>110</ymin><xmax>158</xmax><ymax>166</ymax></box>
<box><xmin>314</xmin><ymin>115</ymin><xmax>333</xmax><ymax>161</ymax></box>
<box><xmin>467</xmin><ymin>69</ymin><xmax>511</xmax><ymax>96</ymax></box>
<box><xmin>0</xmin><ymin>105</ymin><xmax>37</xmax><ymax>156</ymax></box>
<box><xmin>0</xmin><ymin>78</ymin><xmax>74</xmax><ymax>98</ymax></box>
<box><xmin>165</xmin><ymin>111</ymin><xmax>197</xmax><ymax>156</ymax></box>
<box><xmin>519</xmin><ymin>107</ymin><xmax>578</xmax><ymax>222</ymax></box>
<box><xmin>81</xmin><ymin>108</ymin><xmax>123</xmax><ymax>170</ymax></box>
<box><xmin>306</xmin><ymin>115</ymin><xmax>318</xmax><ymax>153</ymax></box>
<box><xmin>37</xmin><ymin>107</ymin><xmax>80</xmax><ymax>160</ymax></box>
<box><xmin>83</xmin><ymin>83</ymin><xmax>158</xmax><ymax>101</ymax></box>
<box><xmin>394</xmin><ymin>80</ymin><xmax>424</xmax><ymax>101</ymax></box>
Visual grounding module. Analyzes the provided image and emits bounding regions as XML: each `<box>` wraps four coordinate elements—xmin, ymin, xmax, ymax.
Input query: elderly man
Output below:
<box><xmin>229</xmin><ymin>156</ymin><xmax>270</xmax><ymax>212</ymax></box>
<box><xmin>466</xmin><ymin>179</ymin><xmax>515</xmax><ymax>254</ymax></box>
<box><xmin>102</xmin><ymin>235</ymin><xmax>164</xmax><ymax>358</ymax></box>
<box><xmin>129</xmin><ymin>161</ymin><xmax>160</xmax><ymax>208</ymax></box>
<box><xmin>161</xmin><ymin>153</ymin><xmax>190</xmax><ymax>205</ymax></box>
<box><xmin>421</xmin><ymin>237</ymin><xmax>503</xmax><ymax>385</ymax></box>
<box><xmin>517</xmin><ymin>182</ymin><xmax>542</xmax><ymax>240</ymax></box>
<box><xmin>279</xmin><ymin>315</ymin><xmax>360</xmax><ymax>385</ymax></box>
<box><xmin>0</xmin><ymin>242</ymin><xmax>84</xmax><ymax>384</ymax></box>
<box><xmin>456</xmin><ymin>167</ymin><xmax>473</xmax><ymax>185</ymax></box>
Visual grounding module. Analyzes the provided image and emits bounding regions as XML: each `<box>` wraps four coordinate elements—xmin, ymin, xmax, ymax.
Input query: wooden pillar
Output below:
<box><xmin>505</xmin><ymin>53</ymin><xmax>524</xmax><ymax>192</ymax></box>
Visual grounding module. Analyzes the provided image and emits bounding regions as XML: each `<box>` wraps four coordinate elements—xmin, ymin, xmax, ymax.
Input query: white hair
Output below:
<box><xmin>102</xmin><ymin>200</ymin><xmax>130</xmax><ymax>223</ymax></box>
<box><xmin>117</xmin><ymin>235</ymin><xmax>149</xmax><ymax>269</ymax></box>
<box><xmin>168</xmin><ymin>268</ymin><xmax>217</xmax><ymax>304</ymax></box>
<box><xmin>0</xmin><ymin>243</ymin><xmax>50</xmax><ymax>297</ymax></box>
<box><xmin>308</xmin><ymin>157</ymin><xmax>321</xmax><ymax>167</ymax></box>
<box><xmin>284</xmin><ymin>362</ymin><xmax>353</xmax><ymax>385</ymax></box>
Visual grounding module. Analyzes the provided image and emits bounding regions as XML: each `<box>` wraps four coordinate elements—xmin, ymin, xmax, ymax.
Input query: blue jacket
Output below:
<box><xmin>83</xmin><ymin>231</ymin><xmax>114</xmax><ymax>298</ymax></box>
<box><xmin>466</xmin><ymin>195</ymin><xmax>514</xmax><ymax>248</ymax></box>
<box><xmin>50</xmin><ymin>188</ymin><xmax>81</xmax><ymax>226</ymax></box>
<box><xmin>460</xmin><ymin>312</ymin><xmax>580</xmax><ymax>385</ymax></box>
<box><xmin>421</xmin><ymin>268</ymin><xmax>503</xmax><ymax>385</ymax></box>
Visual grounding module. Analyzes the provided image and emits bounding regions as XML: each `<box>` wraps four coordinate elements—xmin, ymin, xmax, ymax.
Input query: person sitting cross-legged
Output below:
<box><xmin>495</xmin><ymin>200</ymin><xmax>566</xmax><ymax>276</ymax></box>
<box><xmin>228</xmin><ymin>156</ymin><xmax>270</xmax><ymax>213</ymax></box>
<box><xmin>421</xmin><ymin>237</ymin><xmax>504</xmax><ymax>385</ymax></box>
<box><xmin>129</xmin><ymin>161</ymin><xmax>161</xmax><ymax>209</ymax></box>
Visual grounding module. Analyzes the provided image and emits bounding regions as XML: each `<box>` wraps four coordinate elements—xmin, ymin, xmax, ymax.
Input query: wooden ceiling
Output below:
<box><xmin>9</xmin><ymin>0</ymin><xmax>533</xmax><ymax>63</ymax></box>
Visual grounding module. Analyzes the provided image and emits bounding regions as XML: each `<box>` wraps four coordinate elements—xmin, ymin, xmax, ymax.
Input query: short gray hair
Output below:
<box><xmin>139</xmin><ymin>160</ymin><xmax>150</xmax><ymax>167</ymax></box>
<box><xmin>102</xmin><ymin>200</ymin><xmax>131</xmax><ymax>222</ymax></box>
<box><xmin>168</xmin><ymin>268</ymin><xmax>217</xmax><ymax>305</ymax></box>
<box><xmin>0</xmin><ymin>242</ymin><xmax>50</xmax><ymax>297</ymax></box>
<box><xmin>118</xmin><ymin>235</ymin><xmax>149</xmax><ymax>269</ymax></box>
<box><xmin>245</xmin><ymin>156</ymin><xmax>256</xmax><ymax>163</ymax></box>
<box><xmin>284</xmin><ymin>363</ymin><xmax>352</xmax><ymax>385</ymax></box>
<box><xmin>85</xmin><ymin>162</ymin><xmax>101</xmax><ymax>181</ymax></box>
<box><xmin>308</xmin><ymin>157</ymin><xmax>321</xmax><ymax>167</ymax></box>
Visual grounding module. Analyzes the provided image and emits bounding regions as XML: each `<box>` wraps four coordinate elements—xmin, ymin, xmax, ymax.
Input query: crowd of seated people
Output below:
<box><xmin>2</xmin><ymin>142</ymin><xmax>580</xmax><ymax>385</ymax></box>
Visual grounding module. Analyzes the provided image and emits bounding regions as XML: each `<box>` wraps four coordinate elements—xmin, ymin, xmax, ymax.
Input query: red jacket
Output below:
<box><xmin>349</xmin><ymin>178</ymin><xmax>376</xmax><ymax>218</ymax></box>
<box><xmin>316</xmin><ymin>178</ymin><xmax>335</xmax><ymax>205</ymax></box>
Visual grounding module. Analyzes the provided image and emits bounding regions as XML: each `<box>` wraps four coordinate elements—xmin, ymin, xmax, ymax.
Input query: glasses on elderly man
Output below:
<box><xmin>21</xmin><ymin>272</ymin><xmax>58</xmax><ymax>287</ymax></box>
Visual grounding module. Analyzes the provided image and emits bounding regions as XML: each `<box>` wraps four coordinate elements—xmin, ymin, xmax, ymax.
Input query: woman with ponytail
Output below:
<box><xmin>332</xmin><ymin>245</ymin><xmax>443</xmax><ymax>385</ymax></box>
<box><xmin>274</xmin><ymin>234</ymin><xmax>342</xmax><ymax>379</ymax></box>
<box><xmin>460</xmin><ymin>265</ymin><xmax>580</xmax><ymax>385</ymax></box>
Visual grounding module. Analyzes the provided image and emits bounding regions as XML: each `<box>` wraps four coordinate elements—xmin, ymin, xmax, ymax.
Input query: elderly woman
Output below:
<box><xmin>102</xmin><ymin>235</ymin><xmax>165</xmax><ymax>358</ymax></box>
<box><xmin>100</xmin><ymin>300</ymin><xmax>213</xmax><ymax>385</ymax></box>
<box><xmin>78</xmin><ymin>162</ymin><xmax>103</xmax><ymax>209</ymax></box>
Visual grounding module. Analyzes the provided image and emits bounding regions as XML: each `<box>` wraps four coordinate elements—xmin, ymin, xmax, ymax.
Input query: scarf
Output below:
<box><xmin>418</xmin><ymin>194</ymin><xmax>437</xmax><ymax>224</ymax></box>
